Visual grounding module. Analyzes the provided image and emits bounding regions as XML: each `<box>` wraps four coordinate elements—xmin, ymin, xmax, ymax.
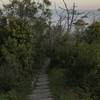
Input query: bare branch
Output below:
<box><xmin>62</xmin><ymin>0</ymin><xmax>70</xmax><ymax>32</ymax></box>
<box><xmin>69</xmin><ymin>2</ymin><xmax>76</xmax><ymax>31</ymax></box>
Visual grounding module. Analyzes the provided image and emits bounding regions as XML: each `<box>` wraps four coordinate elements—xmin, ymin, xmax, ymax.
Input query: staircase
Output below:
<box><xmin>28</xmin><ymin>58</ymin><xmax>54</xmax><ymax>100</ymax></box>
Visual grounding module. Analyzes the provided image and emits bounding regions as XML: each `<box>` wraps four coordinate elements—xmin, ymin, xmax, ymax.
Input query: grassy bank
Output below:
<box><xmin>0</xmin><ymin>90</ymin><xmax>18</xmax><ymax>100</ymax></box>
<box><xmin>0</xmin><ymin>81</ymin><xmax>32</xmax><ymax>100</ymax></box>
<box><xmin>48</xmin><ymin>68</ymin><xmax>93</xmax><ymax>100</ymax></box>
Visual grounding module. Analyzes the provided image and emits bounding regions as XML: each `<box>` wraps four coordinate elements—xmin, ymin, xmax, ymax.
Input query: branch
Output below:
<box><xmin>69</xmin><ymin>2</ymin><xmax>76</xmax><ymax>31</ymax></box>
<box><xmin>62</xmin><ymin>0</ymin><xmax>70</xmax><ymax>32</ymax></box>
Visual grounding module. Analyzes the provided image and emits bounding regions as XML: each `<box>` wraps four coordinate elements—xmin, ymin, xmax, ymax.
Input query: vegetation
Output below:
<box><xmin>0</xmin><ymin>0</ymin><xmax>100</xmax><ymax>100</ymax></box>
<box><xmin>0</xmin><ymin>0</ymin><xmax>51</xmax><ymax>99</ymax></box>
<box><xmin>49</xmin><ymin>22</ymin><xmax>100</xmax><ymax>100</ymax></box>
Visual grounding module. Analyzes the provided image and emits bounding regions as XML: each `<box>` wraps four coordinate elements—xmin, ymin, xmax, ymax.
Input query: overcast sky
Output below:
<box><xmin>50</xmin><ymin>0</ymin><xmax>100</xmax><ymax>10</ymax></box>
<box><xmin>0</xmin><ymin>0</ymin><xmax>100</xmax><ymax>10</ymax></box>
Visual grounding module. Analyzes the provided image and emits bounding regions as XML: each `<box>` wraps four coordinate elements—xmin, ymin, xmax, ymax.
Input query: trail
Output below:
<box><xmin>28</xmin><ymin>58</ymin><xmax>54</xmax><ymax>100</ymax></box>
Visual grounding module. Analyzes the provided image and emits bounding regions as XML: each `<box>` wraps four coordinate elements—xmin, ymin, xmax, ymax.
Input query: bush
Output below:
<box><xmin>50</xmin><ymin>39</ymin><xmax>99</xmax><ymax>99</ymax></box>
<box><xmin>83</xmin><ymin>21</ymin><xmax>100</xmax><ymax>44</ymax></box>
<box><xmin>0</xmin><ymin>90</ymin><xmax>18</xmax><ymax>100</ymax></box>
<box><xmin>65</xmin><ymin>43</ymin><xmax>97</xmax><ymax>87</ymax></box>
<box><xmin>48</xmin><ymin>68</ymin><xmax>65</xmax><ymax>100</ymax></box>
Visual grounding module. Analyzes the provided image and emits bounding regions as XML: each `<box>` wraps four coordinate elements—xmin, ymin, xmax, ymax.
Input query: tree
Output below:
<box><xmin>62</xmin><ymin>0</ymin><xmax>77</xmax><ymax>32</ymax></box>
<box><xmin>83</xmin><ymin>21</ymin><xmax>100</xmax><ymax>44</ymax></box>
<box><xmin>0</xmin><ymin>0</ymin><xmax>52</xmax><ymax>93</ymax></box>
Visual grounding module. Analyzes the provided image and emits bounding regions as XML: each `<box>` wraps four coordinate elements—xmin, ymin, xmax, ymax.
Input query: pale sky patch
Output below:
<box><xmin>50</xmin><ymin>0</ymin><xmax>100</xmax><ymax>10</ymax></box>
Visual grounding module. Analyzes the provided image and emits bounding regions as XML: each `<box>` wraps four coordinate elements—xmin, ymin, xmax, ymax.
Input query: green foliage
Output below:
<box><xmin>1</xmin><ymin>0</ymin><xmax>100</xmax><ymax>100</ymax></box>
<box><xmin>43</xmin><ymin>0</ymin><xmax>51</xmax><ymax>6</ymax></box>
<box><xmin>48</xmin><ymin>68</ymin><xmax>65</xmax><ymax>100</ymax></box>
<box><xmin>83</xmin><ymin>21</ymin><xmax>100</xmax><ymax>44</ymax></box>
<box><xmin>49</xmin><ymin>68</ymin><xmax>93</xmax><ymax>100</ymax></box>
<box><xmin>65</xmin><ymin>43</ymin><xmax>97</xmax><ymax>87</ymax></box>
<box><xmin>0</xmin><ymin>0</ymin><xmax>51</xmax><ymax>99</ymax></box>
<box><xmin>0</xmin><ymin>90</ymin><xmax>18</xmax><ymax>100</ymax></box>
<box><xmin>0</xmin><ymin>16</ymin><xmax>34</xmax><ymax>93</ymax></box>
<box><xmin>49</xmin><ymin>25</ymin><xmax>100</xmax><ymax>99</ymax></box>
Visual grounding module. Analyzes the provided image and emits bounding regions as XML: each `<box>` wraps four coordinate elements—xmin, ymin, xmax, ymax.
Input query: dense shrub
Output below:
<box><xmin>49</xmin><ymin>32</ymin><xmax>100</xmax><ymax>99</ymax></box>
<box><xmin>65</xmin><ymin>43</ymin><xmax>97</xmax><ymax>87</ymax></box>
<box><xmin>83</xmin><ymin>22</ymin><xmax>100</xmax><ymax>44</ymax></box>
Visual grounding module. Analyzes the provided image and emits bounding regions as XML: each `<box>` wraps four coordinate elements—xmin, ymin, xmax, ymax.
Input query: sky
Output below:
<box><xmin>50</xmin><ymin>0</ymin><xmax>100</xmax><ymax>10</ymax></box>
<box><xmin>0</xmin><ymin>0</ymin><xmax>100</xmax><ymax>10</ymax></box>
